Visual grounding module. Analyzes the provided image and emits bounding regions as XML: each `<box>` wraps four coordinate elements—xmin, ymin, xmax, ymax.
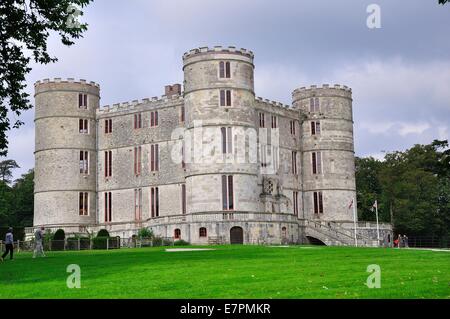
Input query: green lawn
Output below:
<box><xmin>0</xmin><ymin>245</ymin><xmax>449</xmax><ymax>299</ymax></box>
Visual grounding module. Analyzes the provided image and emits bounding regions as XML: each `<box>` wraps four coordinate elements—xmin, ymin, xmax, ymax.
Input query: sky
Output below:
<box><xmin>5</xmin><ymin>0</ymin><xmax>450</xmax><ymax>180</ymax></box>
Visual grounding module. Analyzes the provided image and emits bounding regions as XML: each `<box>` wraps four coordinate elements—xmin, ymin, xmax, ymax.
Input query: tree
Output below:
<box><xmin>0</xmin><ymin>0</ymin><xmax>93</xmax><ymax>156</ymax></box>
<box><xmin>356</xmin><ymin>140</ymin><xmax>450</xmax><ymax>238</ymax></box>
<box><xmin>439</xmin><ymin>0</ymin><xmax>448</xmax><ymax>4</ymax></box>
<box><xmin>0</xmin><ymin>159</ymin><xmax>19</xmax><ymax>184</ymax></box>
<box><xmin>10</xmin><ymin>169</ymin><xmax>34</xmax><ymax>227</ymax></box>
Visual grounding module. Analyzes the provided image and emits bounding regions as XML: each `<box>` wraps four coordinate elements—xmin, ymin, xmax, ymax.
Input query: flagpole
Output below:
<box><xmin>375</xmin><ymin>200</ymin><xmax>380</xmax><ymax>244</ymax></box>
<box><xmin>353</xmin><ymin>197</ymin><xmax>358</xmax><ymax>247</ymax></box>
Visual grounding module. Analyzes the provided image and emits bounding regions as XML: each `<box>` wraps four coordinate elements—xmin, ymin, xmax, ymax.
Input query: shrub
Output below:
<box><xmin>174</xmin><ymin>240</ymin><xmax>190</xmax><ymax>246</ymax></box>
<box><xmin>93</xmin><ymin>237</ymin><xmax>108</xmax><ymax>249</ymax></box>
<box><xmin>138</xmin><ymin>227</ymin><xmax>154</xmax><ymax>239</ymax></box>
<box><xmin>152</xmin><ymin>236</ymin><xmax>163</xmax><ymax>247</ymax></box>
<box><xmin>53</xmin><ymin>229</ymin><xmax>65</xmax><ymax>240</ymax></box>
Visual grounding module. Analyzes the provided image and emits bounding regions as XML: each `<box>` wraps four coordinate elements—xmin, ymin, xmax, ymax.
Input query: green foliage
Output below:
<box><xmin>0</xmin><ymin>0</ymin><xmax>93</xmax><ymax>156</ymax></box>
<box><xmin>174</xmin><ymin>240</ymin><xmax>190</xmax><ymax>246</ymax></box>
<box><xmin>138</xmin><ymin>227</ymin><xmax>154</xmax><ymax>239</ymax></box>
<box><xmin>97</xmin><ymin>229</ymin><xmax>110</xmax><ymax>238</ymax></box>
<box><xmin>0</xmin><ymin>160</ymin><xmax>20</xmax><ymax>184</ymax></box>
<box><xmin>356</xmin><ymin>140</ymin><xmax>450</xmax><ymax>237</ymax></box>
<box><xmin>0</xmin><ymin>169</ymin><xmax>34</xmax><ymax>230</ymax></box>
<box><xmin>53</xmin><ymin>229</ymin><xmax>66</xmax><ymax>240</ymax></box>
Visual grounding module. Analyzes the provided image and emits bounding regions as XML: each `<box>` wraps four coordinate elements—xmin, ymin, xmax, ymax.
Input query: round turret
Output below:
<box><xmin>182</xmin><ymin>46</ymin><xmax>259</xmax><ymax>241</ymax></box>
<box><xmin>292</xmin><ymin>84</ymin><xmax>356</xmax><ymax>222</ymax></box>
<box><xmin>34</xmin><ymin>78</ymin><xmax>100</xmax><ymax>228</ymax></box>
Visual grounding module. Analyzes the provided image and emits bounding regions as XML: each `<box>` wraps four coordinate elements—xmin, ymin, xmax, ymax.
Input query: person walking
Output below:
<box><xmin>398</xmin><ymin>234</ymin><xmax>404</xmax><ymax>248</ymax></box>
<box><xmin>1</xmin><ymin>227</ymin><xmax>14</xmax><ymax>261</ymax></box>
<box><xmin>33</xmin><ymin>227</ymin><xmax>46</xmax><ymax>258</ymax></box>
<box><xmin>403</xmin><ymin>234</ymin><xmax>409</xmax><ymax>248</ymax></box>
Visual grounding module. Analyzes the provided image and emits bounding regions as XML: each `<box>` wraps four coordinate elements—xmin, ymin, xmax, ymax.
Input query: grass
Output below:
<box><xmin>0</xmin><ymin>245</ymin><xmax>449</xmax><ymax>299</ymax></box>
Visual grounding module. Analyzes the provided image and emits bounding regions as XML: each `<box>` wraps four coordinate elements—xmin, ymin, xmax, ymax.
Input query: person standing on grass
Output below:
<box><xmin>403</xmin><ymin>234</ymin><xmax>409</xmax><ymax>248</ymax></box>
<box><xmin>33</xmin><ymin>227</ymin><xmax>46</xmax><ymax>258</ymax></box>
<box><xmin>398</xmin><ymin>234</ymin><xmax>403</xmax><ymax>248</ymax></box>
<box><xmin>1</xmin><ymin>227</ymin><xmax>14</xmax><ymax>262</ymax></box>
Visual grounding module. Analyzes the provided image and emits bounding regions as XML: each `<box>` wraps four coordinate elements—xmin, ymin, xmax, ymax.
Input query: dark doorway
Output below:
<box><xmin>230</xmin><ymin>226</ymin><xmax>244</xmax><ymax>244</ymax></box>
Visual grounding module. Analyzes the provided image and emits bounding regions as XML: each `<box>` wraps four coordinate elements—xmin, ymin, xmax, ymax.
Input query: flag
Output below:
<box><xmin>370</xmin><ymin>200</ymin><xmax>378</xmax><ymax>212</ymax></box>
<box><xmin>348</xmin><ymin>199</ymin><xmax>353</xmax><ymax>209</ymax></box>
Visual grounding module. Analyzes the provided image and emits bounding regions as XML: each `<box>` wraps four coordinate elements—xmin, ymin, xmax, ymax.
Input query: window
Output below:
<box><xmin>293</xmin><ymin>191</ymin><xmax>299</xmax><ymax>216</ymax></box>
<box><xmin>150</xmin><ymin>144</ymin><xmax>159</xmax><ymax>172</ymax></box>
<box><xmin>134</xmin><ymin>188</ymin><xmax>142</xmax><ymax>221</ymax></box>
<box><xmin>181</xmin><ymin>144</ymin><xmax>186</xmax><ymax>169</ymax></box>
<box><xmin>105</xmin><ymin>119</ymin><xmax>112</xmax><ymax>134</ymax></box>
<box><xmin>134</xmin><ymin>113</ymin><xmax>142</xmax><ymax>129</ymax></box>
<box><xmin>220</xmin><ymin>90</ymin><xmax>232</xmax><ymax>106</ymax></box>
<box><xmin>79</xmin><ymin>192</ymin><xmax>89</xmax><ymax>216</ymax></box>
<box><xmin>78</xmin><ymin>93</ymin><xmax>87</xmax><ymax>109</ymax></box>
<box><xmin>181</xmin><ymin>184</ymin><xmax>186</xmax><ymax>214</ymax></box>
<box><xmin>290</xmin><ymin>120</ymin><xmax>296</xmax><ymax>135</ymax></box>
<box><xmin>221</xmin><ymin>127</ymin><xmax>233</xmax><ymax>154</ymax></box>
<box><xmin>79</xmin><ymin>151</ymin><xmax>89</xmax><ymax>175</ymax></box>
<box><xmin>199</xmin><ymin>227</ymin><xmax>207</xmax><ymax>237</ymax></box>
<box><xmin>150</xmin><ymin>187</ymin><xmax>159</xmax><ymax>218</ymax></box>
<box><xmin>259</xmin><ymin>113</ymin><xmax>265</xmax><ymax>128</ymax></box>
<box><xmin>292</xmin><ymin>151</ymin><xmax>298</xmax><ymax>175</ymax></box>
<box><xmin>79</xmin><ymin>119</ymin><xmax>88</xmax><ymax>134</ymax></box>
<box><xmin>313</xmin><ymin>192</ymin><xmax>324</xmax><ymax>215</ymax></box>
<box><xmin>310</xmin><ymin>97</ymin><xmax>320</xmax><ymax>113</ymax></box>
<box><xmin>222</xmin><ymin>175</ymin><xmax>234</xmax><ymax>211</ymax></box>
<box><xmin>105</xmin><ymin>151</ymin><xmax>112</xmax><ymax>178</ymax></box>
<box><xmin>271</xmin><ymin>115</ymin><xmax>277</xmax><ymax>129</ymax></box>
<box><xmin>134</xmin><ymin>146</ymin><xmax>142</xmax><ymax>176</ymax></box>
<box><xmin>104</xmin><ymin>192</ymin><xmax>112</xmax><ymax>222</ymax></box>
<box><xmin>150</xmin><ymin>111</ymin><xmax>158</xmax><ymax>127</ymax></box>
<box><xmin>174</xmin><ymin>228</ymin><xmax>181</xmax><ymax>239</ymax></box>
<box><xmin>312</xmin><ymin>152</ymin><xmax>322</xmax><ymax>175</ymax></box>
<box><xmin>219</xmin><ymin>61</ymin><xmax>231</xmax><ymax>78</ymax></box>
<box><xmin>180</xmin><ymin>106</ymin><xmax>185</xmax><ymax>123</ymax></box>
<box><xmin>311</xmin><ymin>121</ymin><xmax>321</xmax><ymax>135</ymax></box>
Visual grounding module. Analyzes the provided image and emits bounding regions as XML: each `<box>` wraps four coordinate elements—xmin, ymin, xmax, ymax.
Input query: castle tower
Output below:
<box><xmin>34</xmin><ymin>78</ymin><xmax>100</xmax><ymax>229</ymax></box>
<box><xmin>182</xmin><ymin>46</ymin><xmax>260</xmax><ymax>243</ymax></box>
<box><xmin>292</xmin><ymin>85</ymin><xmax>356</xmax><ymax>222</ymax></box>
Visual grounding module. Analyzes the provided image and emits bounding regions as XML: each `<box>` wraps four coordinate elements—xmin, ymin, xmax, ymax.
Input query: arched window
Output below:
<box><xmin>174</xmin><ymin>228</ymin><xmax>181</xmax><ymax>239</ymax></box>
<box><xmin>282</xmin><ymin>227</ymin><xmax>287</xmax><ymax>238</ymax></box>
<box><xmin>199</xmin><ymin>227</ymin><xmax>207</xmax><ymax>237</ymax></box>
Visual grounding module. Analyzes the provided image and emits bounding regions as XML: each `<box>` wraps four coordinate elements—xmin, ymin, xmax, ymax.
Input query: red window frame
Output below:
<box><xmin>150</xmin><ymin>144</ymin><xmax>159</xmax><ymax>172</ymax></box>
<box><xmin>104</xmin><ymin>192</ymin><xmax>112</xmax><ymax>222</ymax></box>
<box><xmin>222</xmin><ymin>175</ymin><xmax>234</xmax><ymax>211</ymax></box>
<box><xmin>150</xmin><ymin>187</ymin><xmax>159</xmax><ymax>218</ymax></box>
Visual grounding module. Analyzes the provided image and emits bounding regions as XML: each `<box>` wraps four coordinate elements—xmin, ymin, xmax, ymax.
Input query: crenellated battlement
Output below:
<box><xmin>255</xmin><ymin>96</ymin><xmax>292</xmax><ymax>109</ymax></box>
<box><xmin>97</xmin><ymin>93</ymin><xmax>184</xmax><ymax>115</ymax></box>
<box><xmin>34</xmin><ymin>78</ymin><xmax>100</xmax><ymax>89</ymax></box>
<box><xmin>292</xmin><ymin>84</ymin><xmax>352</xmax><ymax>96</ymax></box>
<box><xmin>182</xmin><ymin>46</ymin><xmax>254</xmax><ymax>60</ymax></box>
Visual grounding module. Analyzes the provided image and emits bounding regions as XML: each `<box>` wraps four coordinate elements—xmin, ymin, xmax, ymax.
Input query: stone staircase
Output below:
<box><xmin>304</xmin><ymin>220</ymin><xmax>379</xmax><ymax>247</ymax></box>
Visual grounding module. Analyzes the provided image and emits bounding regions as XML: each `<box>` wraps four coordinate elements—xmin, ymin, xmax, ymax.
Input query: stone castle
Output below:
<box><xmin>32</xmin><ymin>46</ymin><xmax>392</xmax><ymax>246</ymax></box>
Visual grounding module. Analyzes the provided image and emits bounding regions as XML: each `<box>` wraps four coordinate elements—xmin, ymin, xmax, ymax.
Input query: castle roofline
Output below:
<box><xmin>182</xmin><ymin>46</ymin><xmax>254</xmax><ymax>60</ymax></box>
<box><xmin>98</xmin><ymin>93</ymin><xmax>184</xmax><ymax>115</ymax></box>
<box><xmin>292</xmin><ymin>84</ymin><xmax>352</xmax><ymax>96</ymax></box>
<box><xmin>34</xmin><ymin>78</ymin><xmax>100</xmax><ymax>89</ymax></box>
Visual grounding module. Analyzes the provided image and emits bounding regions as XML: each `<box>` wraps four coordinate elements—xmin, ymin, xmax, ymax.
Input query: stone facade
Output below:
<box><xmin>33</xmin><ymin>46</ymin><xmax>392</xmax><ymax>246</ymax></box>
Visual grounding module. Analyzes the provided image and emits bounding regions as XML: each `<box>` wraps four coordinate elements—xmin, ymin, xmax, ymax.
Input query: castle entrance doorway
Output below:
<box><xmin>230</xmin><ymin>226</ymin><xmax>244</xmax><ymax>244</ymax></box>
